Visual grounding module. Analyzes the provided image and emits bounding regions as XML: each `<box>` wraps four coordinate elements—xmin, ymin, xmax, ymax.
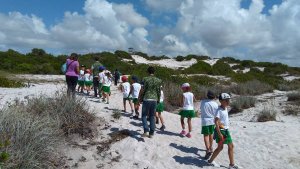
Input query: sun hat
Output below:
<box><xmin>181</xmin><ymin>83</ymin><xmax>190</xmax><ymax>88</ymax></box>
<box><xmin>207</xmin><ymin>90</ymin><xmax>216</xmax><ymax>99</ymax></box>
<box><xmin>86</xmin><ymin>69</ymin><xmax>91</xmax><ymax>73</ymax></box>
<box><xmin>219</xmin><ymin>93</ymin><xmax>231</xmax><ymax>100</ymax></box>
<box><xmin>99</xmin><ymin>66</ymin><xmax>106</xmax><ymax>71</ymax></box>
<box><xmin>121</xmin><ymin>76</ymin><xmax>128</xmax><ymax>82</ymax></box>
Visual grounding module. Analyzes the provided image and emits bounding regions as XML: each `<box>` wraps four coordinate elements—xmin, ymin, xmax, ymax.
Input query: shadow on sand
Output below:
<box><xmin>172</xmin><ymin>155</ymin><xmax>209</xmax><ymax>168</ymax></box>
<box><xmin>170</xmin><ymin>143</ymin><xmax>206</xmax><ymax>156</ymax></box>
<box><xmin>156</xmin><ymin>130</ymin><xmax>183</xmax><ymax>137</ymax></box>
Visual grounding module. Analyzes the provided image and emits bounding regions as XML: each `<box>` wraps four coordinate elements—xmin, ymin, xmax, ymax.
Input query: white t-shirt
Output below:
<box><xmin>78</xmin><ymin>70</ymin><xmax>85</xmax><ymax>81</ymax></box>
<box><xmin>200</xmin><ymin>99</ymin><xmax>219</xmax><ymax>126</ymax></box>
<box><xmin>160</xmin><ymin>90</ymin><xmax>164</xmax><ymax>103</ymax></box>
<box><xmin>122</xmin><ymin>82</ymin><xmax>131</xmax><ymax>98</ymax></box>
<box><xmin>132</xmin><ymin>83</ymin><xmax>141</xmax><ymax>98</ymax></box>
<box><xmin>215</xmin><ymin>107</ymin><xmax>229</xmax><ymax>129</ymax></box>
<box><xmin>103</xmin><ymin>76</ymin><xmax>112</xmax><ymax>87</ymax></box>
<box><xmin>182</xmin><ymin>92</ymin><xmax>194</xmax><ymax>110</ymax></box>
<box><xmin>98</xmin><ymin>72</ymin><xmax>105</xmax><ymax>84</ymax></box>
<box><xmin>84</xmin><ymin>73</ymin><xmax>92</xmax><ymax>82</ymax></box>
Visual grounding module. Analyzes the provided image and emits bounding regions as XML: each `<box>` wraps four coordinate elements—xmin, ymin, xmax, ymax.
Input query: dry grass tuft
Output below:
<box><xmin>229</xmin><ymin>96</ymin><xmax>256</xmax><ymax>114</ymax></box>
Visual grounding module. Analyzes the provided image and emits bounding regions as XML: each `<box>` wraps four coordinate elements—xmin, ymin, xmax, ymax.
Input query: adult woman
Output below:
<box><xmin>65</xmin><ymin>53</ymin><xmax>80</xmax><ymax>98</ymax></box>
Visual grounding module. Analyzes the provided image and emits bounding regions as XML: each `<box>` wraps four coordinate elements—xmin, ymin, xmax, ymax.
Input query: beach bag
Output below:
<box><xmin>61</xmin><ymin>63</ymin><xmax>67</xmax><ymax>73</ymax></box>
<box><xmin>61</xmin><ymin>61</ymin><xmax>75</xmax><ymax>74</ymax></box>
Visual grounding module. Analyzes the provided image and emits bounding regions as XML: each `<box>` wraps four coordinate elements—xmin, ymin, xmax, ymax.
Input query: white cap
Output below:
<box><xmin>181</xmin><ymin>83</ymin><xmax>190</xmax><ymax>88</ymax></box>
<box><xmin>219</xmin><ymin>93</ymin><xmax>231</xmax><ymax>100</ymax></box>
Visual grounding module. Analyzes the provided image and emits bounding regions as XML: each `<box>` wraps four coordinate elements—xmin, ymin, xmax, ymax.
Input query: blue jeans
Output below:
<box><xmin>142</xmin><ymin>100</ymin><xmax>157</xmax><ymax>135</ymax></box>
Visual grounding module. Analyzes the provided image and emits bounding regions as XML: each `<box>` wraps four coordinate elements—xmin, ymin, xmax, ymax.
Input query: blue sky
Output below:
<box><xmin>0</xmin><ymin>0</ymin><xmax>282</xmax><ymax>27</ymax></box>
<box><xmin>0</xmin><ymin>0</ymin><xmax>299</xmax><ymax>66</ymax></box>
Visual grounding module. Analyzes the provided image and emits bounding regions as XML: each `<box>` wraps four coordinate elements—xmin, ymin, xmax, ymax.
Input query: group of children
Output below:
<box><xmin>119</xmin><ymin>75</ymin><xmax>166</xmax><ymax>130</ymax></box>
<box><xmin>177</xmin><ymin>82</ymin><xmax>240</xmax><ymax>169</ymax></box>
<box><xmin>76</xmin><ymin>66</ymin><xmax>239</xmax><ymax>168</ymax></box>
<box><xmin>77</xmin><ymin>65</ymin><xmax>113</xmax><ymax>104</ymax></box>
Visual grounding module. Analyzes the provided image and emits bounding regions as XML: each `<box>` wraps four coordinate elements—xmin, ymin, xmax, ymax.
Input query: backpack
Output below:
<box><xmin>61</xmin><ymin>63</ymin><xmax>67</xmax><ymax>73</ymax></box>
<box><xmin>61</xmin><ymin>61</ymin><xmax>75</xmax><ymax>74</ymax></box>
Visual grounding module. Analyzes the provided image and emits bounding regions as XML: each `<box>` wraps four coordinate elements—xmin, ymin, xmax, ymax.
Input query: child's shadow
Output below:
<box><xmin>169</xmin><ymin>143</ymin><xmax>206</xmax><ymax>156</ymax></box>
<box><xmin>156</xmin><ymin>130</ymin><xmax>183</xmax><ymax>137</ymax></box>
<box><xmin>130</xmin><ymin>121</ymin><xmax>143</xmax><ymax>127</ymax></box>
<box><xmin>172</xmin><ymin>155</ymin><xmax>211</xmax><ymax>168</ymax></box>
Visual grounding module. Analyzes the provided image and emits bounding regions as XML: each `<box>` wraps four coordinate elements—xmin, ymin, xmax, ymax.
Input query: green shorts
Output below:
<box><xmin>132</xmin><ymin>98</ymin><xmax>139</xmax><ymax>104</ymax></box>
<box><xmin>84</xmin><ymin>81</ymin><xmax>92</xmax><ymax>86</ymax></box>
<box><xmin>102</xmin><ymin>86</ymin><xmax>110</xmax><ymax>93</ymax></box>
<box><xmin>99</xmin><ymin>83</ymin><xmax>103</xmax><ymax>90</ymax></box>
<box><xmin>201</xmin><ymin>125</ymin><xmax>215</xmax><ymax>135</ymax></box>
<box><xmin>215</xmin><ymin>129</ymin><xmax>232</xmax><ymax>144</ymax></box>
<box><xmin>78</xmin><ymin>80</ymin><xmax>85</xmax><ymax>86</ymax></box>
<box><xmin>123</xmin><ymin>97</ymin><xmax>132</xmax><ymax>101</ymax></box>
<box><xmin>179</xmin><ymin>110</ymin><xmax>195</xmax><ymax>118</ymax></box>
<box><xmin>156</xmin><ymin>102</ymin><xmax>164</xmax><ymax>113</ymax></box>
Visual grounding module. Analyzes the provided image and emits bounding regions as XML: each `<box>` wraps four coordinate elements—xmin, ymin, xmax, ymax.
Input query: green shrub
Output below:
<box><xmin>230</xmin><ymin>80</ymin><xmax>273</xmax><ymax>95</ymax></box>
<box><xmin>163</xmin><ymin>82</ymin><xmax>182</xmax><ymax>111</ymax></box>
<box><xmin>175</xmin><ymin>56</ymin><xmax>184</xmax><ymax>62</ymax></box>
<box><xmin>183</xmin><ymin>60</ymin><xmax>212</xmax><ymax>74</ymax></box>
<box><xmin>257</xmin><ymin>104</ymin><xmax>277</xmax><ymax>122</ymax></box>
<box><xmin>212</xmin><ymin>60</ymin><xmax>234</xmax><ymax>75</ymax></box>
<box><xmin>0</xmin><ymin>76</ymin><xmax>24</xmax><ymax>88</ymax></box>
<box><xmin>283</xmin><ymin>105</ymin><xmax>299</xmax><ymax>116</ymax></box>
<box><xmin>229</xmin><ymin>96</ymin><xmax>256</xmax><ymax>114</ymax></box>
<box><xmin>287</xmin><ymin>91</ymin><xmax>300</xmax><ymax>101</ymax></box>
<box><xmin>231</xmin><ymin>64</ymin><xmax>245</xmax><ymax>70</ymax></box>
<box><xmin>115</xmin><ymin>50</ymin><xmax>132</xmax><ymax>59</ymax></box>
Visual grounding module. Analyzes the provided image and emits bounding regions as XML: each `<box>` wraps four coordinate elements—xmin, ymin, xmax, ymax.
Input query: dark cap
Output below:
<box><xmin>207</xmin><ymin>90</ymin><xmax>215</xmax><ymax>99</ymax></box>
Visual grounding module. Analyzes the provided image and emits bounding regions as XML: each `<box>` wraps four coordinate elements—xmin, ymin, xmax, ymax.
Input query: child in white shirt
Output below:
<box><xmin>102</xmin><ymin>71</ymin><xmax>112</xmax><ymax>104</ymax></box>
<box><xmin>179</xmin><ymin>83</ymin><xmax>196</xmax><ymax>138</ymax></box>
<box><xmin>130</xmin><ymin>76</ymin><xmax>141</xmax><ymax>119</ymax></box>
<box><xmin>120</xmin><ymin>76</ymin><xmax>134</xmax><ymax>113</ymax></box>
<box><xmin>84</xmin><ymin>69</ymin><xmax>93</xmax><ymax>95</ymax></box>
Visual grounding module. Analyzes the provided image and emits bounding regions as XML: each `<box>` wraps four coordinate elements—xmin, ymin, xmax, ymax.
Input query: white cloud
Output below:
<box><xmin>0</xmin><ymin>0</ymin><xmax>300</xmax><ymax>66</ymax></box>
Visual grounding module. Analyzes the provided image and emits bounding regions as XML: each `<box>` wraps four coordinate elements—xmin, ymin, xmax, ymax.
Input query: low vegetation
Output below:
<box><xmin>230</xmin><ymin>80</ymin><xmax>273</xmax><ymax>95</ymax></box>
<box><xmin>112</xmin><ymin>110</ymin><xmax>122</xmax><ymax>120</ymax></box>
<box><xmin>0</xmin><ymin>92</ymin><xmax>96</xmax><ymax>168</ymax></box>
<box><xmin>287</xmin><ymin>91</ymin><xmax>300</xmax><ymax>101</ymax></box>
<box><xmin>229</xmin><ymin>96</ymin><xmax>256</xmax><ymax>114</ymax></box>
<box><xmin>257</xmin><ymin>102</ymin><xmax>278</xmax><ymax>122</ymax></box>
<box><xmin>283</xmin><ymin>105</ymin><xmax>299</xmax><ymax>116</ymax></box>
<box><xmin>0</xmin><ymin>76</ymin><xmax>24</xmax><ymax>88</ymax></box>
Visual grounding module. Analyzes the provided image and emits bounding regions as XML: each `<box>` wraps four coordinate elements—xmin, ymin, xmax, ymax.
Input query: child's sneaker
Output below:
<box><xmin>229</xmin><ymin>164</ymin><xmax>241</xmax><ymax>169</ymax></box>
<box><xmin>160</xmin><ymin>125</ymin><xmax>166</xmax><ymax>131</ymax></box>
<box><xmin>142</xmin><ymin>132</ymin><xmax>149</xmax><ymax>137</ymax></box>
<box><xmin>180</xmin><ymin>130</ymin><xmax>186</xmax><ymax>135</ymax></box>
<box><xmin>207</xmin><ymin>161</ymin><xmax>220</xmax><ymax>167</ymax></box>
<box><xmin>186</xmin><ymin>133</ymin><xmax>192</xmax><ymax>138</ymax></box>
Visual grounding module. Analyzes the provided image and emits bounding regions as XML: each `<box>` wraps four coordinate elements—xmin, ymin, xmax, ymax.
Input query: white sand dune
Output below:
<box><xmin>131</xmin><ymin>55</ymin><xmax>197</xmax><ymax>69</ymax></box>
<box><xmin>1</xmin><ymin>76</ymin><xmax>299</xmax><ymax>169</ymax></box>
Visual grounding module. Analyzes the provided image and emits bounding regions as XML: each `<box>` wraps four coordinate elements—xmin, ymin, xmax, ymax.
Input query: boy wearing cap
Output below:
<box><xmin>200</xmin><ymin>90</ymin><xmax>219</xmax><ymax>160</ymax></box>
<box><xmin>208</xmin><ymin>93</ymin><xmax>241</xmax><ymax>169</ymax></box>
<box><xmin>129</xmin><ymin>76</ymin><xmax>141</xmax><ymax>119</ymax></box>
<box><xmin>98</xmin><ymin>66</ymin><xmax>105</xmax><ymax>101</ymax></box>
<box><xmin>120</xmin><ymin>76</ymin><xmax>134</xmax><ymax>113</ymax></box>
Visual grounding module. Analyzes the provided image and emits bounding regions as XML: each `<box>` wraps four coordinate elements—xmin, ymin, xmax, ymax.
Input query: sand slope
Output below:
<box><xmin>1</xmin><ymin>77</ymin><xmax>299</xmax><ymax>169</ymax></box>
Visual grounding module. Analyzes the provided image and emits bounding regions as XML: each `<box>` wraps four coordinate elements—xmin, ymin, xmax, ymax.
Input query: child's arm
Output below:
<box><xmin>180</xmin><ymin>94</ymin><xmax>184</xmax><ymax>107</ymax></box>
<box><xmin>215</xmin><ymin>117</ymin><xmax>223</xmax><ymax>140</ymax></box>
<box><xmin>129</xmin><ymin>85</ymin><xmax>133</xmax><ymax>95</ymax></box>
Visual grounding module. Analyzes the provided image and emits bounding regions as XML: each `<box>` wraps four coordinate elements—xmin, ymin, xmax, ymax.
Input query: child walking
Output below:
<box><xmin>98</xmin><ymin>66</ymin><xmax>106</xmax><ymax>101</ymax></box>
<box><xmin>200</xmin><ymin>90</ymin><xmax>219</xmax><ymax>160</ymax></box>
<box><xmin>77</xmin><ymin>65</ymin><xmax>85</xmax><ymax>93</ymax></box>
<box><xmin>120</xmin><ymin>76</ymin><xmax>134</xmax><ymax>113</ymax></box>
<box><xmin>179</xmin><ymin>83</ymin><xmax>196</xmax><ymax>138</ymax></box>
<box><xmin>130</xmin><ymin>76</ymin><xmax>141</xmax><ymax>119</ymax></box>
<box><xmin>208</xmin><ymin>93</ymin><xmax>241</xmax><ymax>169</ymax></box>
<box><xmin>102</xmin><ymin>71</ymin><xmax>112</xmax><ymax>104</ymax></box>
<box><xmin>84</xmin><ymin>69</ymin><xmax>93</xmax><ymax>95</ymax></box>
<box><xmin>156</xmin><ymin>86</ymin><xmax>165</xmax><ymax>131</ymax></box>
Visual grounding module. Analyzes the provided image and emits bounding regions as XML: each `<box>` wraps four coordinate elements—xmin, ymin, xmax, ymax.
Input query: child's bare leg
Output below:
<box><xmin>180</xmin><ymin>117</ymin><xmax>185</xmax><ymax>130</ymax></box>
<box><xmin>106</xmin><ymin>94</ymin><xmax>109</xmax><ymax>103</ymax></box>
<box><xmin>209</xmin><ymin>134</ymin><xmax>214</xmax><ymax>152</ymax></box>
<box><xmin>204</xmin><ymin>135</ymin><xmax>210</xmax><ymax>152</ymax></box>
<box><xmin>123</xmin><ymin>99</ymin><xmax>126</xmax><ymax>112</ymax></box>
<box><xmin>158</xmin><ymin>112</ymin><xmax>164</xmax><ymax>125</ymax></box>
<box><xmin>129</xmin><ymin>100</ymin><xmax>134</xmax><ymax>112</ymax></box>
<box><xmin>187</xmin><ymin>118</ymin><xmax>192</xmax><ymax>133</ymax></box>
<box><xmin>209</xmin><ymin>144</ymin><xmax>224</xmax><ymax>163</ymax></box>
<box><xmin>228</xmin><ymin>143</ymin><xmax>234</xmax><ymax>166</ymax></box>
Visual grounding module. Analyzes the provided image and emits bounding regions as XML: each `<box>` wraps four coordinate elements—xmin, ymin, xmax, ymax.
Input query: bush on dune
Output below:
<box><xmin>0</xmin><ymin>76</ymin><xmax>24</xmax><ymax>88</ymax></box>
<box><xmin>230</xmin><ymin>80</ymin><xmax>273</xmax><ymax>95</ymax></box>
<box><xmin>257</xmin><ymin>103</ymin><xmax>278</xmax><ymax>122</ymax></box>
<box><xmin>229</xmin><ymin>96</ymin><xmax>256</xmax><ymax>114</ymax></box>
<box><xmin>183</xmin><ymin>60</ymin><xmax>212</xmax><ymax>74</ymax></box>
<box><xmin>0</xmin><ymin>92</ymin><xmax>96</xmax><ymax>168</ymax></box>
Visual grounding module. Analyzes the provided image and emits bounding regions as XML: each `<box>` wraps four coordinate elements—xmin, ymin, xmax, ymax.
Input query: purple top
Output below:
<box><xmin>65</xmin><ymin>59</ymin><xmax>79</xmax><ymax>77</ymax></box>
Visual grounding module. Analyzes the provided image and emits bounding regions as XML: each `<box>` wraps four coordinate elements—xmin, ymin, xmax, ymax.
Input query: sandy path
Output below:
<box><xmin>1</xmin><ymin>80</ymin><xmax>299</xmax><ymax>169</ymax></box>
